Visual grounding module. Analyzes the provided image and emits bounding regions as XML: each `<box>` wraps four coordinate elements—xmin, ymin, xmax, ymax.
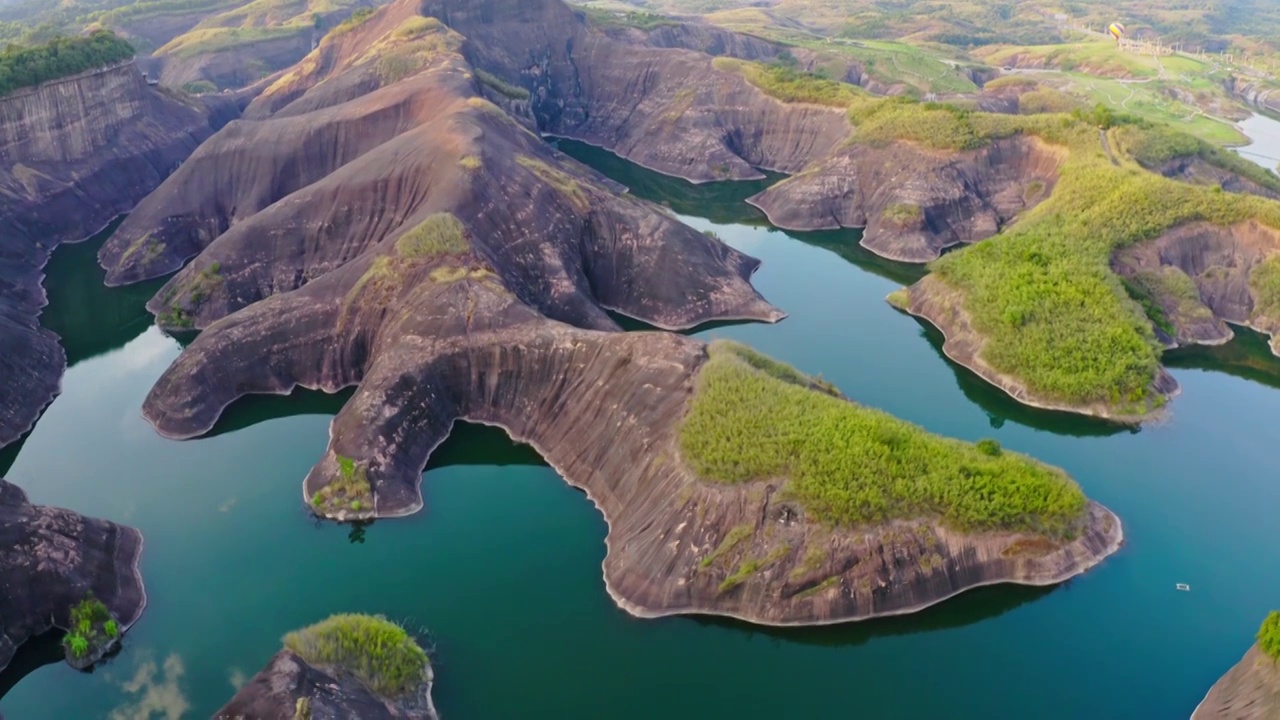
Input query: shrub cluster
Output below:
<box><xmin>62</xmin><ymin>594</ymin><xmax>118</xmax><ymax>660</ymax></box>
<box><xmin>396</xmin><ymin>213</ymin><xmax>469</xmax><ymax>258</ymax></box>
<box><xmin>678</xmin><ymin>342</ymin><xmax>1088</xmax><ymax>537</ymax></box>
<box><xmin>283</xmin><ymin>614</ymin><xmax>428</xmax><ymax>697</ymax></box>
<box><xmin>0</xmin><ymin>30</ymin><xmax>133</xmax><ymax>96</ymax></box>
<box><xmin>931</xmin><ymin>116</ymin><xmax>1280</xmax><ymax>409</ymax></box>
<box><xmin>713</xmin><ymin>57</ymin><xmax>864</xmax><ymax>108</ymax></box>
<box><xmin>1260</xmin><ymin>611</ymin><xmax>1280</xmax><ymax>661</ymax></box>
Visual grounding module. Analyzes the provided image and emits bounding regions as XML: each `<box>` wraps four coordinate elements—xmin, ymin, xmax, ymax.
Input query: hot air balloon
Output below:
<box><xmin>1108</xmin><ymin>22</ymin><xmax>1125</xmax><ymax>42</ymax></box>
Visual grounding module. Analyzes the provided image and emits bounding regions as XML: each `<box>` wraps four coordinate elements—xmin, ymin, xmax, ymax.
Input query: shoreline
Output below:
<box><xmin>301</xmin><ymin>405</ymin><xmax>1123</xmax><ymax>628</ymax></box>
<box><xmin>893</xmin><ymin>278</ymin><xmax>1177</xmax><ymax>425</ymax></box>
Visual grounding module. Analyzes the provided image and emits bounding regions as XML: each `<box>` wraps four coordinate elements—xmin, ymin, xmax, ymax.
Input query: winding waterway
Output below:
<box><xmin>2</xmin><ymin>133</ymin><xmax>1280</xmax><ymax>718</ymax></box>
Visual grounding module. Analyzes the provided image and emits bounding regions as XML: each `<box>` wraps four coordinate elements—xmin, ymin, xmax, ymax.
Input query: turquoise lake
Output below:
<box><xmin>1</xmin><ymin>131</ymin><xmax>1279</xmax><ymax>718</ymax></box>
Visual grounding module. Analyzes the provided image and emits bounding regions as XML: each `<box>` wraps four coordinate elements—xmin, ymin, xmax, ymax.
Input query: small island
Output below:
<box><xmin>1194</xmin><ymin>611</ymin><xmax>1280</xmax><ymax>719</ymax></box>
<box><xmin>216</xmin><ymin>614</ymin><xmax>436</xmax><ymax>719</ymax></box>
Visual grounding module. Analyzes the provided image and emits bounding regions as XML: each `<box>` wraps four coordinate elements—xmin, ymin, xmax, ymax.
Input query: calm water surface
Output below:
<box><xmin>2</xmin><ymin>138</ymin><xmax>1279</xmax><ymax>719</ymax></box>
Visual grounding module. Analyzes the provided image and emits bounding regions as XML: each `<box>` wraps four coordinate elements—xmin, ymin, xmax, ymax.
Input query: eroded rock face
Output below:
<box><xmin>424</xmin><ymin>0</ymin><xmax>852</xmax><ymax>182</ymax></box>
<box><xmin>1193</xmin><ymin>644</ymin><xmax>1280</xmax><ymax>720</ymax></box>
<box><xmin>100</xmin><ymin>5</ymin><xmax>780</xmax><ymax>335</ymax></box>
<box><xmin>0</xmin><ymin>61</ymin><xmax>222</xmax><ymax>449</ymax></box>
<box><xmin>750</xmin><ymin>136</ymin><xmax>1065</xmax><ymax>262</ymax></box>
<box><xmin>216</xmin><ymin>650</ymin><xmax>437</xmax><ymax>720</ymax></box>
<box><xmin>0</xmin><ymin>478</ymin><xmax>146</xmax><ymax>673</ymax></box>
<box><xmin>1156</xmin><ymin>156</ymin><xmax>1280</xmax><ymax>200</ymax></box>
<box><xmin>1114</xmin><ymin>220</ymin><xmax>1280</xmax><ymax>354</ymax></box>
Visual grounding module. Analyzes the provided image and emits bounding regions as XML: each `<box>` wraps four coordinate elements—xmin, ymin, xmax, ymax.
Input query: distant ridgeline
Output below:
<box><xmin>0</xmin><ymin>30</ymin><xmax>134</xmax><ymax>97</ymax></box>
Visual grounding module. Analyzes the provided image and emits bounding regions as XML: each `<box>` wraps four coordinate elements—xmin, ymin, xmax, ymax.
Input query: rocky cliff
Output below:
<box><xmin>424</xmin><ymin>0</ymin><xmax>851</xmax><ymax>182</ymax></box>
<box><xmin>0</xmin><ymin>61</ymin><xmax>222</xmax><ymax>449</ymax></box>
<box><xmin>1113</xmin><ymin>220</ymin><xmax>1280</xmax><ymax>355</ymax></box>
<box><xmin>750</xmin><ymin>136</ymin><xmax>1065</xmax><ymax>262</ymax></box>
<box><xmin>0</xmin><ymin>478</ymin><xmax>146</xmax><ymax>673</ymax></box>
<box><xmin>1194</xmin><ymin>643</ymin><xmax>1280</xmax><ymax>719</ymax></box>
<box><xmin>216</xmin><ymin>649</ymin><xmax>437</xmax><ymax>720</ymax></box>
<box><xmin>100</xmin><ymin>8</ymin><xmax>780</xmax><ymax>334</ymax></box>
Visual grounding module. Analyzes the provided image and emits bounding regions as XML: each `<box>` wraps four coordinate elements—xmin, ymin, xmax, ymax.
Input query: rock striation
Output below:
<box><xmin>749</xmin><ymin>135</ymin><xmax>1064</xmax><ymax>262</ymax></box>
<box><xmin>0</xmin><ymin>60</ymin><xmax>223</xmax><ymax>449</ymax></box>
<box><xmin>216</xmin><ymin>649</ymin><xmax>437</xmax><ymax>720</ymax></box>
<box><xmin>0</xmin><ymin>478</ymin><xmax>146</xmax><ymax>673</ymax></box>
<box><xmin>1113</xmin><ymin>220</ymin><xmax>1280</xmax><ymax>355</ymax></box>
<box><xmin>1193</xmin><ymin>643</ymin><xmax>1280</xmax><ymax>719</ymax></box>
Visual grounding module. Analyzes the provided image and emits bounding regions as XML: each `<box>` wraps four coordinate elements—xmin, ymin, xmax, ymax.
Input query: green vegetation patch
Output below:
<box><xmin>713</xmin><ymin>57</ymin><xmax>864</xmax><ymax>108</ymax></box>
<box><xmin>0</xmin><ymin>30</ymin><xmax>133</xmax><ymax>97</ymax></box>
<box><xmin>311</xmin><ymin>454</ymin><xmax>372</xmax><ymax>513</ymax></box>
<box><xmin>1260</xmin><ymin>611</ymin><xmax>1280</xmax><ymax>662</ymax></box>
<box><xmin>700</xmin><ymin>524</ymin><xmax>753</xmax><ymax>568</ymax></box>
<box><xmin>1123</xmin><ymin>266</ymin><xmax>1213</xmax><ymax>335</ymax></box>
<box><xmin>679</xmin><ymin>341</ymin><xmax>1088</xmax><ymax>537</ymax></box>
<box><xmin>283</xmin><ymin>614</ymin><xmax>428</xmax><ymax>697</ymax></box>
<box><xmin>882</xmin><ymin>202</ymin><xmax>923</xmax><ymax>226</ymax></box>
<box><xmin>1251</xmin><ymin>256</ymin><xmax>1280</xmax><ymax>320</ymax></box>
<box><xmin>929</xmin><ymin>115</ymin><xmax>1280</xmax><ymax>410</ymax></box>
<box><xmin>719</xmin><ymin>544</ymin><xmax>790</xmax><ymax>593</ymax></box>
<box><xmin>516</xmin><ymin>154</ymin><xmax>588</xmax><ymax>209</ymax></box>
<box><xmin>475</xmin><ymin>68</ymin><xmax>530</xmax><ymax>100</ymax></box>
<box><xmin>330</xmin><ymin>6</ymin><xmax>374</xmax><ymax>35</ymax></box>
<box><xmin>396</xmin><ymin>213</ymin><xmax>469</xmax><ymax>258</ymax></box>
<box><xmin>157</xmin><ymin>25</ymin><xmax>298</xmax><ymax>57</ymax></box>
<box><xmin>62</xmin><ymin>595</ymin><xmax>118</xmax><ymax>661</ymax></box>
<box><xmin>1113</xmin><ymin>124</ymin><xmax>1280</xmax><ymax>195</ymax></box>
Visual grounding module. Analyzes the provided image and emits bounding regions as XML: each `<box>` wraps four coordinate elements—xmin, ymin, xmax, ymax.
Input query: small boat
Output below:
<box><xmin>1176</xmin><ymin>583</ymin><xmax>1191</xmax><ymax>591</ymax></box>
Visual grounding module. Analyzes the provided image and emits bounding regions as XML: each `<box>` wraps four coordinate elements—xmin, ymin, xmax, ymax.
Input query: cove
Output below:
<box><xmin>1</xmin><ymin>144</ymin><xmax>1279</xmax><ymax>720</ymax></box>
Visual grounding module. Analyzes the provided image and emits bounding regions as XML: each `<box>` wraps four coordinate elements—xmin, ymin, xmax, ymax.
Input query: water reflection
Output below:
<box><xmin>40</xmin><ymin>218</ymin><xmax>169</xmax><ymax>369</ymax></box>
<box><xmin>1165</xmin><ymin>324</ymin><xmax>1280</xmax><ymax>390</ymax></box>
<box><xmin>912</xmin><ymin>320</ymin><xmax>1134</xmax><ymax>438</ymax></box>
<box><xmin>688</xmin><ymin>583</ymin><xmax>1055</xmax><ymax>648</ymax></box>
<box><xmin>0</xmin><ymin>632</ymin><xmax>64</xmax><ymax>700</ymax></box>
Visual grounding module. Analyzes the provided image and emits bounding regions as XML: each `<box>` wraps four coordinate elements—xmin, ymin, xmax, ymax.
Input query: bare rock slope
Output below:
<box><xmin>217</xmin><ymin>649</ymin><xmax>437</xmax><ymax>720</ymax></box>
<box><xmin>1194</xmin><ymin>643</ymin><xmax>1280</xmax><ymax>719</ymax></box>
<box><xmin>0</xmin><ymin>61</ymin><xmax>221</xmax><ymax>449</ymax></box>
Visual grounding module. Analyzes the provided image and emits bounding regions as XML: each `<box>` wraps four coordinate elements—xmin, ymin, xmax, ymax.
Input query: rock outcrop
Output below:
<box><xmin>0</xmin><ymin>60</ymin><xmax>223</xmax><ymax>449</ymax></box>
<box><xmin>216</xmin><ymin>649</ymin><xmax>437</xmax><ymax>720</ymax></box>
<box><xmin>749</xmin><ymin>136</ymin><xmax>1065</xmax><ymax>262</ymax></box>
<box><xmin>1113</xmin><ymin>220</ymin><xmax>1280</xmax><ymax>355</ymax></box>
<box><xmin>100</xmin><ymin>5</ymin><xmax>781</xmax><ymax>334</ymax></box>
<box><xmin>1156</xmin><ymin>156</ymin><xmax>1280</xmax><ymax>200</ymax></box>
<box><xmin>426</xmin><ymin>0</ymin><xmax>852</xmax><ymax>183</ymax></box>
<box><xmin>1193</xmin><ymin>643</ymin><xmax>1280</xmax><ymax>719</ymax></box>
<box><xmin>0</xmin><ymin>478</ymin><xmax>146</xmax><ymax>673</ymax></box>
